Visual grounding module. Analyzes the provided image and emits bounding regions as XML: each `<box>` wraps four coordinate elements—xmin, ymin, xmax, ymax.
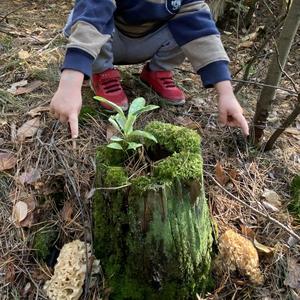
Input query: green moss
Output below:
<box><xmin>130</xmin><ymin>176</ymin><xmax>155</xmax><ymax>193</ymax></box>
<box><xmin>145</xmin><ymin>121</ymin><xmax>201</xmax><ymax>153</ymax></box>
<box><xmin>79</xmin><ymin>105</ymin><xmax>99</xmax><ymax>123</ymax></box>
<box><xmin>104</xmin><ymin>166</ymin><xmax>128</xmax><ymax>187</ymax></box>
<box><xmin>96</xmin><ymin>146</ymin><xmax>125</xmax><ymax>166</ymax></box>
<box><xmin>33</xmin><ymin>229</ymin><xmax>57</xmax><ymax>260</ymax></box>
<box><xmin>289</xmin><ymin>174</ymin><xmax>300</xmax><ymax>219</ymax></box>
<box><xmin>155</xmin><ymin>152</ymin><xmax>203</xmax><ymax>182</ymax></box>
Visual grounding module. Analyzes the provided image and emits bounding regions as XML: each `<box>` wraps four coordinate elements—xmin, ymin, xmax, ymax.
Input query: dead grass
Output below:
<box><xmin>0</xmin><ymin>0</ymin><xmax>299</xmax><ymax>299</ymax></box>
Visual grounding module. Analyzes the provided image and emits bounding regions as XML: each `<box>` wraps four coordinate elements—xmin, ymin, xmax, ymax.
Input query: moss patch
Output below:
<box><xmin>103</xmin><ymin>166</ymin><xmax>128</xmax><ymax>187</ymax></box>
<box><xmin>33</xmin><ymin>229</ymin><xmax>57</xmax><ymax>260</ymax></box>
<box><xmin>79</xmin><ymin>105</ymin><xmax>99</xmax><ymax>123</ymax></box>
<box><xmin>145</xmin><ymin>121</ymin><xmax>201</xmax><ymax>153</ymax></box>
<box><xmin>155</xmin><ymin>152</ymin><xmax>203</xmax><ymax>182</ymax></box>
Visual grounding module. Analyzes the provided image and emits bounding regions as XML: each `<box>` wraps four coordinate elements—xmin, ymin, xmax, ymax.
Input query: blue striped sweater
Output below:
<box><xmin>63</xmin><ymin>0</ymin><xmax>231</xmax><ymax>87</ymax></box>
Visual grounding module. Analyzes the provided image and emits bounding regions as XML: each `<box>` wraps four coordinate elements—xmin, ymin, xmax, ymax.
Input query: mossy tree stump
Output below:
<box><xmin>93</xmin><ymin>122</ymin><xmax>214</xmax><ymax>299</ymax></box>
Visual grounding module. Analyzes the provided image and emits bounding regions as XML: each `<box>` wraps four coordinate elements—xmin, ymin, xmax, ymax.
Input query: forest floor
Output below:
<box><xmin>0</xmin><ymin>0</ymin><xmax>299</xmax><ymax>299</ymax></box>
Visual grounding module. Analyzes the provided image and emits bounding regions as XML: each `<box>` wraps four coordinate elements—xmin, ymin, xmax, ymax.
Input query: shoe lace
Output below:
<box><xmin>159</xmin><ymin>76</ymin><xmax>176</xmax><ymax>88</ymax></box>
<box><xmin>101</xmin><ymin>77</ymin><xmax>122</xmax><ymax>93</ymax></box>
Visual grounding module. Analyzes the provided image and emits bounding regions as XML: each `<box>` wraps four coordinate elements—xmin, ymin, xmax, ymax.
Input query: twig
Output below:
<box><xmin>273</xmin><ymin>38</ymin><xmax>299</xmax><ymax>94</ymax></box>
<box><xmin>206</xmin><ymin>172</ymin><xmax>300</xmax><ymax>243</ymax></box>
<box><xmin>264</xmin><ymin>93</ymin><xmax>300</xmax><ymax>151</ymax></box>
<box><xmin>233</xmin><ymin>16</ymin><xmax>285</xmax><ymax>93</ymax></box>
<box><xmin>95</xmin><ymin>183</ymin><xmax>131</xmax><ymax>190</ymax></box>
<box><xmin>0</xmin><ymin>4</ymin><xmax>28</xmax><ymax>23</ymax></box>
<box><xmin>174</xmin><ymin>67</ymin><xmax>298</xmax><ymax>95</ymax></box>
<box><xmin>231</xmin><ymin>79</ymin><xmax>298</xmax><ymax>94</ymax></box>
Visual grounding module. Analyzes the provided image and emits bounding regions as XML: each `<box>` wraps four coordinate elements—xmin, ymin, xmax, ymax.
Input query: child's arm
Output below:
<box><xmin>51</xmin><ymin>0</ymin><xmax>116</xmax><ymax>138</ymax></box>
<box><xmin>168</xmin><ymin>1</ymin><xmax>248</xmax><ymax>135</ymax></box>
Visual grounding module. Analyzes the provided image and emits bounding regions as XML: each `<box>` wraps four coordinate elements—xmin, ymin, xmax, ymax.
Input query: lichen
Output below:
<box><xmin>155</xmin><ymin>152</ymin><xmax>203</xmax><ymax>182</ymax></box>
<box><xmin>33</xmin><ymin>229</ymin><xmax>57</xmax><ymax>260</ymax></box>
<box><xmin>145</xmin><ymin>121</ymin><xmax>201</xmax><ymax>153</ymax></box>
<box><xmin>289</xmin><ymin>174</ymin><xmax>300</xmax><ymax>219</ymax></box>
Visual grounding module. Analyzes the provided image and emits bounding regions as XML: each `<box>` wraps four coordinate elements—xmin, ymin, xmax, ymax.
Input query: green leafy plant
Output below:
<box><xmin>94</xmin><ymin>96</ymin><xmax>159</xmax><ymax>151</ymax></box>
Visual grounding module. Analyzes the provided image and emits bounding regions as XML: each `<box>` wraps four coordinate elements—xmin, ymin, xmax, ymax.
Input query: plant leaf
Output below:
<box><xmin>114</xmin><ymin>113</ymin><xmax>126</xmax><ymax>131</ymax></box>
<box><xmin>128</xmin><ymin>97</ymin><xmax>146</xmax><ymax>115</ymax></box>
<box><xmin>124</xmin><ymin>114</ymin><xmax>136</xmax><ymax>136</ymax></box>
<box><xmin>127</xmin><ymin>142</ymin><xmax>143</xmax><ymax>151</ymax></box>
<box><xmin>107</xmin><ymin>142</ymin><xmax>123</xmax><ymax>150</ymax></box>
<box><xmin>110</xmin><ymin>136</ymin><xmax>123</xmax><ymax>142</ymax></box>
<box><xmin>108</xmin><ymin>117</ymin><xmax>122</xmax><ymax>133</ymax></box>
<box><xmin>134</xmin><ymin>104</ymin><xmax>159</xmax><ymax>116</ymax></box>
<box><xmin>94</xmin><ymin>96</ymin><xmax>126</xmax><ymax>119</ymax></box>
<box><xmin>131</xmin><ymin>130</ymin><xmax>158</xmax><ymax>142</ymax></box>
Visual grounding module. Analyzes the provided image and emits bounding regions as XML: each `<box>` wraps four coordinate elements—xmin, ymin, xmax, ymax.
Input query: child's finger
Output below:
<box><xmin>218</xmin><ymin>109</ymin><xmax>227</xmax><ymax>126</ymax></box>
<box><xmin>234</xmin><ymin>113</ymin><xmax>249</xmax><ymax>136</ymax></box>
<box><xmin>69</xmin><ymin>113</ymin><xmax>79</xmax><ymax>139</ymax></box>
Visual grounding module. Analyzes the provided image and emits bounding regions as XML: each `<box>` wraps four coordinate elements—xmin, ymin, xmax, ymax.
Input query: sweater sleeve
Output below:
<box><xmin>62</xmin><ymin>0</ymin><xmax>116</xmax><ymax>78</ymax></box>
<box><xmin>168</xmin><ymin>0</ymin><xmax>231</xmax><ymax>87</ymax></box>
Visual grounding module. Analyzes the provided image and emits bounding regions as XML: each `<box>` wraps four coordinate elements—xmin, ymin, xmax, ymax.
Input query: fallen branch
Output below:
<box><xmin>206</xmin><ymin>172</ymin><xmax>300</xmax><ymax>243</ymax></box>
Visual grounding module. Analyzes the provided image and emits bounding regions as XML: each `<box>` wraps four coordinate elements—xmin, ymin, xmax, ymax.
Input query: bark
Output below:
<box><xmin>93</xmin><ymin>122</ymin><xmax>214</xmax><ymax>299</ymax></box>
<box><xmin>252</xmin><ymin>0</ymin><xmax>300</xmax><ymax>143</ymax></box>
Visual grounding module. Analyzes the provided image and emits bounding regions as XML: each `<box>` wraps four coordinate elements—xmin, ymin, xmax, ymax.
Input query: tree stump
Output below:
<box><xmin>93</xmin><ymin>122</ymin><xmax>214</xmax><ymax>299</ymax></box>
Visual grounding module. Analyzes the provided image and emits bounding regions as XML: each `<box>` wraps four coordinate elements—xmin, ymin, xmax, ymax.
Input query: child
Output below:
<box><xmin>50</xmin><ymin>0</ymin><xmax>249</xmax><ymax>138</ymax></box>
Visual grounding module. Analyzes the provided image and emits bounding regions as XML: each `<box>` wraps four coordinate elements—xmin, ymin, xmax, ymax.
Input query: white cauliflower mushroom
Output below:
<box><xmin>44</xmin><ymin>240</ymin><xmax>99</xmax><ymax>300</ymax></box>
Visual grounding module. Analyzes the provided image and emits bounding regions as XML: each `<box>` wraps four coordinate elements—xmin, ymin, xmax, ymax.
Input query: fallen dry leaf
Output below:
<box><xmin>12</xmin><ymin>201</ymin><xmax>28</xmax><ymax>223</ymax></box>
<box><xmin>5</xmin><ymin>262</ymin><xmax>15</xmax><ymax>283</ymax></box>
<box><xmin>18</xmin><ymin>168</ymin><xmax>41</xmax><ymax>185</ymax></box>
<box><xmin>61</xmin><ymin>201</ymin><xmax>73</xmax><ymax>222</ymax></box>
<box><xmin>262</xmin><ymin>189</ymin><xmax>282</xmax><ymax>209</ymax></box>
<box><xmin>10</xmin><ymin>190</ymin><xmax>37</xmax><ymax>228</ymax></box>
<box><xmin>285</xmin><ymin>128</ymin><xmax>300</xmax><ymax>137</ymax></box>
<box><xmin>240</xmin><ymin>224</ymin><xmax>255</xmax><ymax>240</ymax></box>
<box><xmin>215</xmin><ymin>161</ymin><xmax>228</xmax><ymax>186</ymax></box>
<box><xmin>18</xmin><ymin>49</ymin><xmax>30</xmax><ymax>60</ymax></box>
<box><xmin>7</xmin><ymin>80</ymin><xmax>28</xmax><ymax>94</ymax></box>
<box><xmin>262</xmin><ymin>201</ymin><xmax>279</xmax><ymax>212</ymax></box>
<box><xmin>0</xmin><ymin>152</ymin><xmax>17</xmax><ymax>171</ymax></box>
<box><xmin>175</xmin><ymin>116</ymin><xmax>199</xmax><ymax>130</ymax></box>
<box><xmin>27</xmin><ymin>106</ymin><xmax>50</xmax><ymax>118</ymax></box>
<box><xmin>14</xmin><ymin>80</ymin><xmax>43</xmax><ymax>96</ymax></box>
<box><xmin>253</xmin><ymin>239</ymin><xmax>273</xmax><ymax>254</ymax></box>
<box><xmin>237</xmin><ymin>40</ymin><xmax>254</xmax><ymax>50</ymax></box>
<box><xmin>106</xmin><ymin>125</ymin><xmax>119</xmax><ymax>141</ymax></box>
<box><xmin>17</xmin><ymin>117</ymin><xmax>40</xmax><ymax>142</ymax></box>
<box><xmin>284</xmin><ymin>257</ymin><xmax>300</xmax><ymax>289</ymax></box>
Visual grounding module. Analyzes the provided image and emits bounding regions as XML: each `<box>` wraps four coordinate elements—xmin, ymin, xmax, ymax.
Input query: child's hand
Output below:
<box><xmin>50</xmin><ymin>70</ymin><xmax>84</xmax><ymax>138</ymax></box>
<box><xmin>215</xmin><ymin>81</ymin><xmax>249</xmax><ymax>136</ymax></box>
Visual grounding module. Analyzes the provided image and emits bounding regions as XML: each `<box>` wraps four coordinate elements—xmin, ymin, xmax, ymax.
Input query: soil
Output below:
<box><xmin>0</xmin><ymin>0</ymin><xmax>299</xmax><ymax>299</ymax></box>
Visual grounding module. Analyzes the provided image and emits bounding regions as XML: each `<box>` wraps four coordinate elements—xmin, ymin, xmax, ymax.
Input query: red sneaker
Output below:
<box><xmin>92</xmin><ymin>69</ymin><xmax>128</xmax><ymax>111</ymax></box>
<box><xmin>140</xmin><ymin>64</ymin><xmax>185</xmax><ymax>105</ymax></box>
